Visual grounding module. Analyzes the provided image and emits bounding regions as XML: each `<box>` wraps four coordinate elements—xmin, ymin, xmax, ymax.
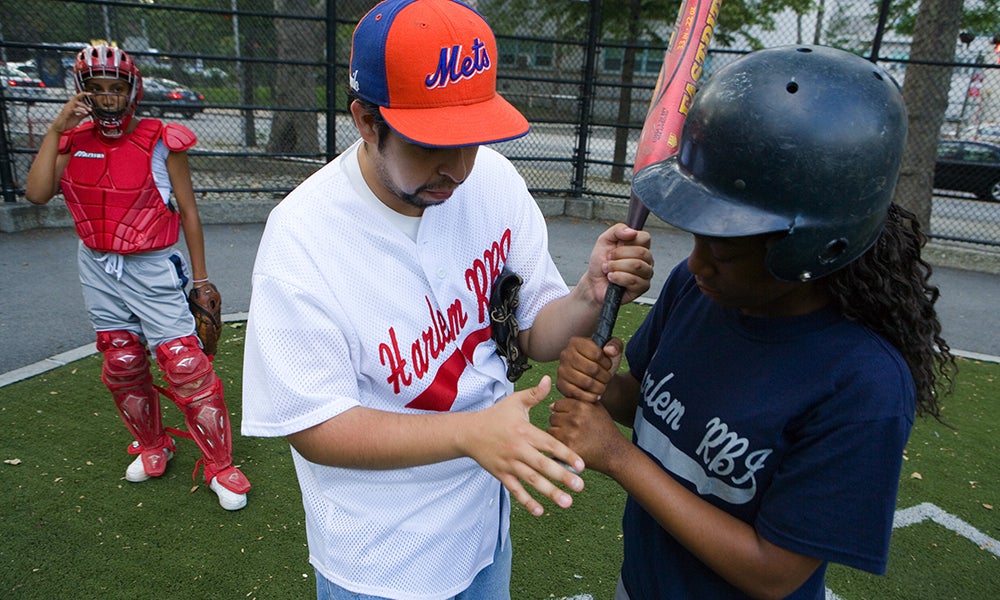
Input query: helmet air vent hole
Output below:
<box><xmin>786</xmin><ymin>81</ymin><xmax>799</xmax><ymax>94</ymax></box>
<box><xmin>818</xmin><ymin>238</ymin><xmax>848</xmax><ymax>264</ymax></box>
<box><xmin>872</xmin><ymin>70</ymin><xmax>884</xmax><ymax>82</ymax></box>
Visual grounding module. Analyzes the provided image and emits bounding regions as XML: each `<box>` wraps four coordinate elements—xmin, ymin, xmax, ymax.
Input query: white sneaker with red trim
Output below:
<box><xmin>209</xmin><ymin>476</ymin><xmax>248</xmax><ymax>511</ymax></box>
<box><xmin>124</xmin><ymin>443</ymin><xmax>174</xmax><ymax>482</ymax></box>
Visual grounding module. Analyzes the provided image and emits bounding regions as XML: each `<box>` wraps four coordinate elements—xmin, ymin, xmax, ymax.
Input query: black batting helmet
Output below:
<box><xmin>632</xmin><ymin>45</ymin><xmax>908</xmax><ymax>282</ymax></box>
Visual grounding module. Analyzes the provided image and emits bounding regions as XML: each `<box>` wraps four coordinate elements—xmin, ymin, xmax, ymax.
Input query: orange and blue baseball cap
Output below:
<box><xmin>349</xmin><ymin>0</ymin><xmax>529</xmax><ymax>148</ymax></box>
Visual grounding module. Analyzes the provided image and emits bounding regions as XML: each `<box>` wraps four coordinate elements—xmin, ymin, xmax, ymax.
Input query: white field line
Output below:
<box><xmin>571</xmin><ymin>503</ymin><xmax>997</xmax><ymax>600</ymax></box>
<box><xmin>825</xmin><ymin>502</ymin><xmax>999</xmax><ymax>599</ymax></box>
<box><xmin>893</xmin><ymin>502</ymin><xmax>1000</xmax><ymax>557</ymax></box>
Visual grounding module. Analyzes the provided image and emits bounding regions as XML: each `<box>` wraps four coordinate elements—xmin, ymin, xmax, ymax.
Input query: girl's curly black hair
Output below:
<box><xmin>826</xmin><ymin>203</ymin><xmax>957</xmax><ymax>419</ymax></box>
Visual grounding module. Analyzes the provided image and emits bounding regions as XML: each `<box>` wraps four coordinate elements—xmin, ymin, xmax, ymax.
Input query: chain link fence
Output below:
<box><xmin>2</xmin><ymin>0</ymin><xmax>998</xmax><ymax>246</ymax></box>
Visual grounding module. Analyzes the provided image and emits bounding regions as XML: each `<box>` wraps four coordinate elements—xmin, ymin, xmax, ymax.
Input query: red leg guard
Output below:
<box><xmin>156</xmin><ymin>336</ymin><xmax>251</xmax><ymax>494</ymax></box>
<box><xmin>97</xmin><ymin>330</ymin><xmax>174</xmax><ymax>477</ymax></box>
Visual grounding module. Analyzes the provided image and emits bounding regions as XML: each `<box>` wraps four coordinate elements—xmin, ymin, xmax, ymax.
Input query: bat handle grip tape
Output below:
<box><xmin>592</xmin><ymin>282</ymin><xmax>625</xmax><ymax>348</ymax></box>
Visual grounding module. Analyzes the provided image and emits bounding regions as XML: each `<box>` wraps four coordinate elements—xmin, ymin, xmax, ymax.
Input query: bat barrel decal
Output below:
<box><xmin>591</xmin><ymin>0</ymin><xmax>721</xmax><ymax>348</ymax></box>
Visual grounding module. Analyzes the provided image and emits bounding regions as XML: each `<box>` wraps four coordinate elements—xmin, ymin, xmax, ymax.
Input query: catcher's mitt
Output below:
<box><xmin>188</xmin><ymin>282</ymin><xmax>223</xmax><ymax>357</ymax></box>
<box><xmin>490</xmin><ymin>267</ymin><xmax>530</xmax><ymax>382</ymax></box>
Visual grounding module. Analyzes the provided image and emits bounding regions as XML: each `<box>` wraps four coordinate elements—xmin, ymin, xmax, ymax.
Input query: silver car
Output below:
<box><xmin>0</xmin><ymin>64</ymin><xmax>47</xmax><ymax>101</ymax></box>
<box><xmin>961</xmin><ymin>123</ymin><xmax>1000</xmax><ymax>144</ymax></box>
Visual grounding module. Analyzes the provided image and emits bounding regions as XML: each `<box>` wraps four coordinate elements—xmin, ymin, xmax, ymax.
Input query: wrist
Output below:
<box><xmin>602</xmin><ymin>435</ymin><xmax>636</xmax><ymax>480</ymax></box>
<box><xmin>450</xmin><ymin>411</ymin><xmax>476</xmax><ymax>459</ymax></box>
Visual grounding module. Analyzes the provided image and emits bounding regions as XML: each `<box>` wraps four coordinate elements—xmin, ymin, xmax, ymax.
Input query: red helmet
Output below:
<box><xmin>73</xmin><ymin>44</ymin><xmax>144</xmax><ymax>137</ymax></box>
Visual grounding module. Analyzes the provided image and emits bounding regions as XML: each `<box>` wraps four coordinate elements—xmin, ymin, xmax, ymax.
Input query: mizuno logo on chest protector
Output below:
<box><xmin>73</xmin><ymin>150</ymin><xmax>105</xmax><ymax>159</ymax></box>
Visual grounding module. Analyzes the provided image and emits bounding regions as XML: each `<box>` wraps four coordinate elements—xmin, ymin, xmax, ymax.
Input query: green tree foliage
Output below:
<box><xmin>885</xmin><ymin>0</ymin><xmax>1000</xmax><ymax>38</ymax></box>
<box><xmin>481</xmin><ymin>0</ymin><xmax>814</xmax><ymax>49</ymax></box>
<box><xmin>2</xmin><ymin>0</ymin><xmax>274</xmax><ymax>58</ymax></box>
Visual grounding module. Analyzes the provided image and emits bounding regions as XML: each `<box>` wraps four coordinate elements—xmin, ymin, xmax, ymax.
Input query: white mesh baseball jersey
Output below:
<box><xmin>242</xmin><ymin>141</ymin><xmax>568</xmax><ymax>599</ymax></box>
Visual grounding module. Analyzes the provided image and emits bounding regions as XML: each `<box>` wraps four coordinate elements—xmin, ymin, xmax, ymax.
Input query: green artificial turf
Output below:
<box><xmin>2</xmin><ymin>305</ymin><xmax>998</xmax><ymax>599</ymax></box>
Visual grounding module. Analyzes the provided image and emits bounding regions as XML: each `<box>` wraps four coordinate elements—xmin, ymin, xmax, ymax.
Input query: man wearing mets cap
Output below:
<box><xmin>242</xmin><ymin>0</ymin><xmax>653</xmax><ymax>598</ymax></box>
<box><xmin>349</xmin><ymin>0</ymin><xmax>528</xmax><ymax>147</ymax></box>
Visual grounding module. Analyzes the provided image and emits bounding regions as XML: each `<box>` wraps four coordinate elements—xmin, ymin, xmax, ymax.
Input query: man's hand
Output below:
<box><xmin>584</xmin><ymin>223</ymin><xmax>653</xmax><ymax>305</ymax></box>
<box><xmin>465</xmin><ymin>376</ymin><xmax>585</xmax><ymax>516</ymax></box>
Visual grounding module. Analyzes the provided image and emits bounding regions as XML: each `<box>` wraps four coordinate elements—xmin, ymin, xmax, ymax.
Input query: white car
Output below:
<box><xmin>962</xmin><ymin>123</ymin><xmax>1000</xmax><ymax>144</ymax></box>
<box><xmin>6</xmin><ymin>61</ymin><xmax>39</xmax><ymax>78</ymax></box>
<box><xmin>1</xmin><ymin>64</ymin><xmax>47</xmax><ymax>100</ymax></box>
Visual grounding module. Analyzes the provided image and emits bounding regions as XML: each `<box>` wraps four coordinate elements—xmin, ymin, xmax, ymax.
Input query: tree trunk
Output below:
<box><xmin>892</xmin><ymin>0</ymin><xmax>963</xmax><ymax>231</ymax></box>
<box><xmin>267</xmin><ymin>0</ymin><xmax>321</xmax><ymax>155</ymax></box>
<box><xmin>610</xmin><ymin>0</ymin><xmax>644</xmax><ymax>183</ymax></box>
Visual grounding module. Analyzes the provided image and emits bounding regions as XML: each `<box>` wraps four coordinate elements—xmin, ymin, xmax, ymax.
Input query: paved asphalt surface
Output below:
<box><xmin>1</xmin><ymin>217</ymin><xmax>998</xmax><ymax>383</ymax></box>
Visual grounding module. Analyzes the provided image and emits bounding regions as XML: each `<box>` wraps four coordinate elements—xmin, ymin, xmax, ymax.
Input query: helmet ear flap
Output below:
<box><xmin>765</xmin><ymin>225</ymin><xmax>881</xmax><ymax>283</ymax></box>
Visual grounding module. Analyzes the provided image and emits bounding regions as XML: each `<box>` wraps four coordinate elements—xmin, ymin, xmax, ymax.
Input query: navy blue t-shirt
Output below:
<box><xmin>620</xmin><ymin>262</ymin><xmax>916</xmax><ymax>600</ymax></box>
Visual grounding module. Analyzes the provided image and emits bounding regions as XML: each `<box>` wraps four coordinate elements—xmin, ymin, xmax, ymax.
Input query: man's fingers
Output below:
<box><xmin>502</xmin><ymin>477</ymin><xmax>546</xmax><ymax>516</ymax></box>
<box><xmin>516</xmin><ymin>375</ymin><xmax>552</xmax><ymax>412</ymax></box>
<box><xmin>489</xmin><ymin>375</ymin><xmax>589</xmax><ymax>515</ymax></box>
<box><xmin>607</xmin><ymin>223</ymin><xmax>645</xmax><ymax>244</ymax></box>
<box><xmin>501</xmin><ymin>454</ymin><xmax>584</xmax><ymax>516</ymax></box>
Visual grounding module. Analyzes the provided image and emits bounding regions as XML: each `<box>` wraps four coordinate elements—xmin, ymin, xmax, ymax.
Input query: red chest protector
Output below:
<box><xmin>59</xmin><ymin>119</ymin><xmax>196</xmax><ymax>254</ymax></box>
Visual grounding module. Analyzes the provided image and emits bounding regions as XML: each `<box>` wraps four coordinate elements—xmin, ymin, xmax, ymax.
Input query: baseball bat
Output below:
<box><xmin>592</xmin><ymin>0</ymin><xmax>722</xmax><ymax>347</ymax></box>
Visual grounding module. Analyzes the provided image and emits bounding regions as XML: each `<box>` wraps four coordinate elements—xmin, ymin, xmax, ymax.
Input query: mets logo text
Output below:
<box><xmin>425</xmin><ymin>38</ymin><xmax>491</xmax><ymax>89</ymax></box>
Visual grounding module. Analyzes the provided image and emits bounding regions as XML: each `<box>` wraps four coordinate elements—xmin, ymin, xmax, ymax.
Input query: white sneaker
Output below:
<box><xmin>124</xmin><ymin>444</ymin><xmax>174</xmax><ymax>482</ymax></box>
<box><xmin>210</xmin><ymin>476</ymin><xmax>248</xmax><ymax>511</ymax></box>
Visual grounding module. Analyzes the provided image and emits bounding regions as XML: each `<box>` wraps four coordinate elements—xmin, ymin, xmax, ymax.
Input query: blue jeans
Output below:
<box><xmin>315</xmin><ymin>531</ymin><xmax>513</xmax><ymax>600</ymax></box>
<box><xmin>615</xmin><ymin>575</ymin><xmax>630</xmax><ymax>600</ymax></box>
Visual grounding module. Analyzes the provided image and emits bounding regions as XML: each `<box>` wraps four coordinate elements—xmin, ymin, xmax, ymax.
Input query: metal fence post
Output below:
<box><xmin>0</xmin><ymin>87</ymin><xmax>17</xmax><ymax>203</ymax></box>
<box><xmin>869</xmin><ymin>0</ymin><xmax>892</xmax><ymax>62</ymax></box>
<box><xmin>571</xmin><ymin>0</ymin><xmax>601</xmax><ymax>198</ymax></box>
<box><xmin>325</xmin><ymin>0</ymin><xmax>337</xmax><ymax>162</ymax></box>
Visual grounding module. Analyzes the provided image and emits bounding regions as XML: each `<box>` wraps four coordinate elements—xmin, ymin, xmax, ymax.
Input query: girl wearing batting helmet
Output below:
<box><xmin>549</xmin><ymin>45</ymin><xmax>956</xmax><ymax>599</ymax></box>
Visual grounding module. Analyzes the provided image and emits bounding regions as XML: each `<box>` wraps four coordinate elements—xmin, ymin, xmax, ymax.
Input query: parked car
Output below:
<box><xmin>961</xmin><ymin>123</ymin><xmax>1000</xmax><ymax>144</ymax></box>
<box><xmin>138</xmin><ymin>77</ymin><xmax>204</xmax><ymax>119</ymax></box>
<box><xmin>0</xmin><ymin>64</ymin><xmax>46</xmax><ymax>100</ymax></box>
<box><xmin>183</xmin><ymin>64</ymin><xmax>229</xmax><ymax>79</ymax></box>
<box><xmin>934</xmin><ymin>139</ymin><xmax>1000</xmax><ymax>202</ymax></box>
<box><xmin>6</xmin><ymin>60</ymin><xmax>39</xmax><ymax>78</ymax></box>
